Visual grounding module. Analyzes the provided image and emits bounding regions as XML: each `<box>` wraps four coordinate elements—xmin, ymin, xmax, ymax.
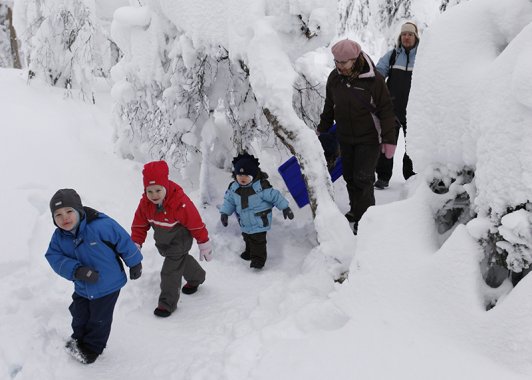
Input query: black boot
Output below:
<box><xmin>78</xmin><ymin>343</ymin><xmax>99</xmax><ymax>364</ymax></box>
<box><xmin>182</xmin><ymin>282</ymin><xmax>199</xmax><ymax>295</ymax></box>
<box><xmin>154</xmin><ymin>307</ymin><xmax>172</xmax><ymax>318</ymax></box>
<box><xmin>374</xmin><ymin>179</ymin><xmax>389</xmax><ymax>189</ymax></box>
<box><xmin>250</xmin><ymin>261</ymin><xmax>264</xmax><ymax>270</ymax></box>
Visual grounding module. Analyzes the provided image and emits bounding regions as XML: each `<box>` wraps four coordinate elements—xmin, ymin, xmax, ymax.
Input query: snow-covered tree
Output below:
<box><xmin>110</xmin><ymin>0</ymin><xmax>471</xmax><ymax>279</ymax></box>
<box><xmin>13</xmin><ymin>0</ymin><xmax>108</xmax><ymax>101</ymax></box>
<box><xmin>0</xmin><ymin>3</ymin><xmax>12</xmax><ymax>67</ymax></box>
<box><xmin>408</xmin><ymin>0</ymin><xmax>532</xmax><ymax>282</ymax></box>
<box><xmin>0</xmin><ymin>1</ymin><xmax>21</xmax><ymax>68</ymax></box>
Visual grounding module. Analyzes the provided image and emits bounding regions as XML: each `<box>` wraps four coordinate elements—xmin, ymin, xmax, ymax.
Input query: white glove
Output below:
<box><xmin>198</xmin><ymin>240</ymin><xmax>213</xmax><ymax>262</ymax></box>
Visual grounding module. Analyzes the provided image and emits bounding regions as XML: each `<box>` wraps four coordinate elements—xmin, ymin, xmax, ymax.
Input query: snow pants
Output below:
<box><xmin>154</xmin><ymin>225</ymin><xmax>205</xmax><ymax>312</ymax></box>
<box><xmin>340</xmin><ymin>143</ymin><xmax>380</xmax><ymax>222</ymax></box>
<box><xmin>376</xmin><ymin>121</ymin><xmax>415</xmax><ymax>181</ymax></box>
<box><xmin>242</xmin><ymin>232</ymin><xmax>268</xmax><ymax>267</ymax></box>
<box><xmin>69</xmin><ymin>290</ymin><xmax>120</xmax><ymax>354</ymax></box>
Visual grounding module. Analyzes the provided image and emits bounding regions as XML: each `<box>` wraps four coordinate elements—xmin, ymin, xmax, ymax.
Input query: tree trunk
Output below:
<box><xmin>7</xmin><ymin>7</ymin><xmax>21</xmax><ymax>69</ymax></box>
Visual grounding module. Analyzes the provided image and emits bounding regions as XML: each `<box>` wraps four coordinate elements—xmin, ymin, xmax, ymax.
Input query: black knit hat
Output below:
<box><xmin>49</xmin><ymin>189</ymin><xmax>83</xmax><ymax>215</ymax></box>
<box><xmin>233</xmin><ymin>153</ymin><xmax>260</xmax><ymax>177</ymax></box>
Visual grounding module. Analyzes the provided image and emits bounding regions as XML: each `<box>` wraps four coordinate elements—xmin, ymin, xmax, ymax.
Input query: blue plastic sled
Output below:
<box><xmin>278</xmin><ymin>125</ymin><xmax>342</xmax><ymax>208</ymax></box>
<box><xmin>278</xmin><ymin>156</ymin><xmax>342</xmax><ymax>208</ymax></box>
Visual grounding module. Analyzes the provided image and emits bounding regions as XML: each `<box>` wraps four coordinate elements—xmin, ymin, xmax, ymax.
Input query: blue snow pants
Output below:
<box><xmin>69</xmin><ymin>290</ymin><xmax>120</xmax><ymax>354</ymax></box>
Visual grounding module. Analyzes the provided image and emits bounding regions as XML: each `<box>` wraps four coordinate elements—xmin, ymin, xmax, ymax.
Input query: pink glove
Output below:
<box><xmin>381</xmin><ymin>143</ymin><xmax>396</xmax><ymax>159</ymax></box>
<box><xmin>198</xmin><ymin>241</ymin><xmax>213</xmax><ymax>262</ymax></box>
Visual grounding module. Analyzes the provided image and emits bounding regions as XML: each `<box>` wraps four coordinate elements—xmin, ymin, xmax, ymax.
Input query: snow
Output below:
<box><xmin>113</xmin><ymin>6</ymin><xmax>151</xmax><ymax>27</ymax></box>
<box><xmin>3</xmin><ymin>0</ymin><xmax>532</xmax><ymax>378</ymax></box>
<box><xmin>408</xmin><ymin>0</ymin><xmax>532</xmax><ymax>216</ymax></box>
<box><xmin>1</xmin><ymin>67</ymin><xmax>531</xmax><ymax>378</ymax></box>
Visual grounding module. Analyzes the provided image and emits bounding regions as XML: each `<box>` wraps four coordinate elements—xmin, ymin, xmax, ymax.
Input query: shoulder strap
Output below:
<box><xmin>388</xmin><ymin>49</ymin><xmax>397</xmax><ymax>68</ymax></box>
<box><xmin>387</xmin><ymin>49</ymin><xmax>397</xmax><ymax>80</ymax></box>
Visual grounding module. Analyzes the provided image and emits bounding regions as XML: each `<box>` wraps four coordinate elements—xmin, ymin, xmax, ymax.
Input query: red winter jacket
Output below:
<box><xmin>131</xmin><ymin>181</ymin><xmax>209</xmax><ymax>246</ymax></box>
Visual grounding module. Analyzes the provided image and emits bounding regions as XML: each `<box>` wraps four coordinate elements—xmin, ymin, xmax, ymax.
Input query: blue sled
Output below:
<box><xmin>278</xmin><ymin>156</ymin><xmax>343</xmax><ymax>208</ymax></box>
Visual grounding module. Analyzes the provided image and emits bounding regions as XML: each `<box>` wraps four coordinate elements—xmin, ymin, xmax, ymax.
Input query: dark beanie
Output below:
<box><xmin>142</xmin><ymin>160</ymin><xmax>170</xmax><ymax>190</ymax></box>
<box><xmin>234</xmin><ymin>157</ymin><xmax>259</xmax><ymax>177</ymax></box>
<box><xmin>50</xmin><ymin>189</ymin><xmax>83</xmax><ymax>215</ymax></box>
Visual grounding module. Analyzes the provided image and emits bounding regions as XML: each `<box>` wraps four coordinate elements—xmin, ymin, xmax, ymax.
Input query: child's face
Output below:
<box><xmin>53</xmin><ymin>207</ymin><xmax>79</xmax><ymax>231</ymax></box>
<box><xmin>236</xmin><ymin>174</ymin><xmax>252</xmax><ymax>186</ymax></box>
<box><xmin>146</xmin><ymin>185</ymin><xmax>166</xmax><ymax>205</ymax></box>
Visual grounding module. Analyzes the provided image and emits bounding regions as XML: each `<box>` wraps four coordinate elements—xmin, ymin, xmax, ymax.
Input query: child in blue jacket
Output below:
<box><xmin>220</xmin><ymin>153</ymin><xmax>294</xmax><ymax>269</ymax></box>
<box><xmin>45</xmin><ymin>189</ymin><xmax>143</xmax><ymax>364</ymax></box>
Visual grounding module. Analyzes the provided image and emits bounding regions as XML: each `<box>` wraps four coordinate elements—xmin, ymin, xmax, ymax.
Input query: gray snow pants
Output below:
<box><xmin>154</xmin><ymin>224</ymin><xmax>206</xmax><ymax>312</ymax></box>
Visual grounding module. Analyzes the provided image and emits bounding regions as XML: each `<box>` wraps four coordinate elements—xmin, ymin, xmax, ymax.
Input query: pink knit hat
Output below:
<box><xmin>331</xmin><ymin>39</ymin><xmax>362</xmax><ymax>61</ymax></box>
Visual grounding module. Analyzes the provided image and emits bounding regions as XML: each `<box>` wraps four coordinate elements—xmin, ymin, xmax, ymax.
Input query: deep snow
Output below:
<box><xmin>3</xmin><ymin>0</ymin><xmax>532</xmax><ymax>378</ymax></box>
<box><xmin>1</xmin><ymin>65</ymin><xmax>531</xmax><ymax>379</ymax></box>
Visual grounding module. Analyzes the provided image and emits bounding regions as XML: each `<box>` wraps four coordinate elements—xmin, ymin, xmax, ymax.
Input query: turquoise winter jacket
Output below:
<box><xmin>45</xmin><ymin>207</ymin><xmax>143</xmax><ymax>300</ymax></box>
<box><xmin>220</xmin><ymin>177</ymin><xmax>289</xmax><ymax>234</ymax></box>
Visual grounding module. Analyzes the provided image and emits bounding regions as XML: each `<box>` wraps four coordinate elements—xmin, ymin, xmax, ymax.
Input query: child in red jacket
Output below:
<box><xmin>131</xmin><ymin>160</ymin><xmax>212</xmax><ymax>318</ymax></box>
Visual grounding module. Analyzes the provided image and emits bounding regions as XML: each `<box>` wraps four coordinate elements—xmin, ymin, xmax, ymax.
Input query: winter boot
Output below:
<box><xmin>78</xmin><ymin>343</ymin><xmax>99</xmax><ymax>364</ymax></box>
<box><xmin>352</xmin><ymin>221</ymin><xmax>359</xmax><ymax>236</ymax></box>
<box><xmin>182</xmin><ymin>283</ymin><xmax>199</xmax><ymax>295</ymax></box>
<box><xmin>154</xmin><ymin>307</ymin><xmax>172</xmax><ymax>318</ymax></box>
<box><xmin>66</xmin><ymin>339</ymin><xmax>99</xmax><ymax>364</ymax></box>
<box><xmin>374</xmin><ymin>179</ymin><xmax>389</xmax><ymax>190</ymax></box>
<box><xmin>240</xmin><ymin>251</ymin><xmax>251</xmax><ymax>261</ymax></box>
<box><xmin>250</xmin><ymin>261</ymin><xmax>264</xmax><ymax>270</ymax></box>
<box><xmin>65</xmin><ymin>339</ymin><xmax>84</xmax><ymax>363</ymax></box>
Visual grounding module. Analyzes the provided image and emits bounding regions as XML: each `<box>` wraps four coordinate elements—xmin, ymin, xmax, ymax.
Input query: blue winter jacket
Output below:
<box><xmin>220</xmin><ymin>178</ymin><xmax>289</xmax><ymax>234</ymax></box>
<box><xmin>45</xmin><ymin>207</ymin><xmax>143</xmax><ymax>300</ymax></box>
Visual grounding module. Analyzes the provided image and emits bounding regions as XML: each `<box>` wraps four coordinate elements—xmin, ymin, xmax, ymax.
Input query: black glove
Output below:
<box><xmin>220</xmin><ymin>213</ymin><xmax>228</xmax><ymax>227</ymax></box>
<box><xmin>74</xmin><ymin>266</ymin><xmax>99</xmax><ymax>284</ymax></box>
<box><xmin>282</xmin><ymin>207</ymin><xmax>294</xmax><ymax>220</ymax></box>
<box><xmin>129</xmin><ymin>263</ymin><xmax>142</xmax><ymax>280</ymax></box>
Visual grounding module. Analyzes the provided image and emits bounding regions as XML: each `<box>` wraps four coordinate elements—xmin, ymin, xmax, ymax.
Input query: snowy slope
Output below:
<box><xmin>2</xmin><ymin>65</ymin><xmax>532</xmax><ymax>379</ymax></box>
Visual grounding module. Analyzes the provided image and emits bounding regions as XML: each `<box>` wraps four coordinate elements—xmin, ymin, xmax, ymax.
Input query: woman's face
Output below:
<box><xmin>334</xmin><ymin>58</ymin><xmax>356</xmax><ymax>76</ymax></box>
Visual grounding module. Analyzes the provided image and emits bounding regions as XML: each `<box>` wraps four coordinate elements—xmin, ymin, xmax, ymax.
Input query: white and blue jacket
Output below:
<box><xmin>220</xmin><ymin>177</ymin><xmax>289</xmax><ymax>234</ymax></box>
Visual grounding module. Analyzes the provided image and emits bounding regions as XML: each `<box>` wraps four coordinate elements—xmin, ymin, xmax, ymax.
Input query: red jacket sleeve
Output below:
<box><xmin>131</xmin><ymin>201</ymin><xmax>150</xmax><ymax>245</ymax></box>
<box><xmin>178</xmin><ymin>194</ymin><xmax>209</xmax><ymax>244</ymax></box>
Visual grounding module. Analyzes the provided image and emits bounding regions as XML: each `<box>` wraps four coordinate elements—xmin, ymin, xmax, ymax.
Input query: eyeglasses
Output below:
<box><xmin>334</xmin><ymin>59</ymin><xmax>353</xmax><ymax>66</ymax></box>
